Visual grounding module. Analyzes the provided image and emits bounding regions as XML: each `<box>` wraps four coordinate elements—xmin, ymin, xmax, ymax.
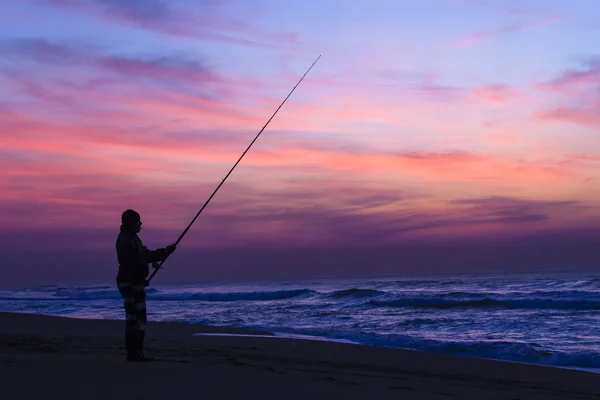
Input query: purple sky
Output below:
<box><xmin>1</xmin><ymin>0</ymin><xmax>599</xmax><ymax>287</ymax></box>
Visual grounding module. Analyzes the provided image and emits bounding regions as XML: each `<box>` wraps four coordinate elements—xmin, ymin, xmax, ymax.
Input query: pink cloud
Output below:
<box><xmin>567</xmin><ymin>154</ymin><xmax>600</xmax><ymax>163</ymax></box>
<box><xmin>308</xmin><ymin>72</ymin><xmax>464</xmax><ymax>102</ymax></box>
<box><xmin>534</xmin><ymin>59</ymin><xmax>600</xmax><ymax>130</ymax></box>
<box><xmin>5</xmin><ymin>72</ymin><xmax>267</xmax><ymax>134</ymax></box>
<box><xmin>480</xmin><ymin>132</ymin><xmax>522</xmax><ymax>145</ymax></box>
<box><xmin>469</xmin><ymin>84</ymin><xmax>524</xmax><ymax>104</ymax></box>
<box><xmin>537</xmin><ymin>60</ymin><xmax>600</xmax><ymax>92</ymax></box>
<box><xmin>535</xmin><ymin>106</ymin><xmax>600</xmax><ymax>131</ymax></box>
<box><xmin>2</xmin><ymin>102</ymin><xmax>589</xmax><ymax>187</ymax></box>
<box><xmin>305</xmin><ymin>69</ymin><xmax>525</xmax><ymax>112</ymax></box>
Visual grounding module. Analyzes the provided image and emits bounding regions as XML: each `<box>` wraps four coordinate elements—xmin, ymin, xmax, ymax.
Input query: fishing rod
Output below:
<box><xmin>147</xmin><ymin>54</ymin><xmax>322</xmax><ymax>284</ymax></box>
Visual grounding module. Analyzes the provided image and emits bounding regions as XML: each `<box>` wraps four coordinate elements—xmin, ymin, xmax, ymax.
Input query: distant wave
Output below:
<box><xmin>393</xmin><ymin>317</ymin><xmax>455</xmax><ymax>327</ymax></box>
<box><xmin>3</xmin><ymin>284</ymin><xmax>599</xmax><ymax>309</ymax></box>
<box><xmin>0</xmin><ymin>287</ymin><xmax>316</xmax><ymax>302</ymax></box>
<box><xmin>182</xmin><ymin>289</ymin><xmax>316</xmax><ymax>302</ymax></box>
<box><xmin>0</xmin><ymin>285</ymin><xmax>119</xmax><ymax>301</ymax></box>
<box><xmin>327</xmin><ymin>288</ymin><xmax>385</xmax><ymax>298</ymax></box>
<box><xmin>369</xmin><ymin>297</ymin><xmax>600</xmax><ymax>310</ymax></box>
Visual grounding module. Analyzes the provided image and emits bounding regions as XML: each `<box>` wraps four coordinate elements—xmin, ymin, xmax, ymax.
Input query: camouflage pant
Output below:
<box><xmin>117</xmin><ymin>283</ymin><xmax>147</xmax><ymax>332</ymax></box>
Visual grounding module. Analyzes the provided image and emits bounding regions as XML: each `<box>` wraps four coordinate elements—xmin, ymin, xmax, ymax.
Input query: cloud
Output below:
<box><xmin>1</xmin><ymin>100</ymin><xmax>588</xmax><ymax>192</ymax></box>
<box><xmin>1</xmin><ymin>99</ymin><xmax>596</xmax><ymax>268</ymax></box>
<box><xmin>41</xmin><ymin>0</ymin><xmax>300</xmax><ymax>48</ymax></box>
<box><xmin>535</xmin><ymin>106</ymin><xmax>600</xmax><ymax>131</ymax></box>
<box><xmin>340</xmin><ymin>69</ymin><xmax>526</xmax><ymax>106</ymax></box>
<box><xmin>0</xmin><ymin>53</ymin><xmax>591</xmax><ymax>202</ymax></box>
<box><xmin>96</xmin><ymin>0</ymin><xmax>175</xmax><ymax>21</ymax></box>
<box><xmin>1</xmin><ymin>38</ymin><xmax>255</xmax><ymax>97</ymax></box>
<box><xmin>469</xmin><ymin>84</ymin><xmax>524</xmax><ymax>104</ymax></box>
<box><xmin>314</xmin><ymin>71</ymin><xmax>465</xmax><ymax>102</ymax></box>
<box><xmin>2</xmin><ymin>101</ymin><xmax>592</xmax><ymax>242</ymax></box>
<box><xmin>534</xmin><ymin>58</ymin><xmax>600</xmax><ymax>130</ymax></box>
<box><xmin>0</xmin><ymin>154</ymin><xmax>586</xmax><ymax>249</ymax></box>
<box><xmin>536</xmin><ymin>58</ymin><xmax>600</xmax><ymax>93</ymax></box>
<box><xmin>0</xmin><ymin>152</ymin><xmax>420</xmax><ymax>246</ymax></box>
<box><xmin>1</xmin><ymin>38</ymin><xmax>86</xmax><ymax>64</ymax></box>
<box><xmin>2</xmin><ymin>38</ymin><xmax>530</xmax><ymax>143</ymax></box>
<box><xmin>99</xmin><ymin>55</ymin><xmax>214</xmax><ymax>82</ymax></box>
<box><xmin>450</xmin><ymin>196</ymin><xmax>578</xmax><ymax>224</ymax></box>
<box><xmin>305</xmin><ymin>72</ymin><xmax>526</xmax><ymax>121</ymax></box>
<box><xmin>454</xmin><ymin>16</ymin><xmax>562</xmax><ymax>48</ymax></box>
<box><xmin>1</xmin><ymin>71</ymin><xmax>264</xmax><ymax>137</ymax></box>
<box><xmin>1</xmin><ymin>37</ymin><xmax>596</xmax><ymax>252</ymax></box>
<box><xmin>450</xmin><ymin>0</ymin><xmax>548</xmax><ymax>17</ymax></box>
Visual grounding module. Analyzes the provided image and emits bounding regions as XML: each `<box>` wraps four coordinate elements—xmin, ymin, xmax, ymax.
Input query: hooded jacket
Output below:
<box><xmin>116</xmin><ymin>225</ymin><xmax>169</xmax><ymax>284</ymax></box>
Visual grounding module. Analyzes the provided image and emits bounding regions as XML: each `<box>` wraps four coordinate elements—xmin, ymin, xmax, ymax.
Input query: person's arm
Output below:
<box><xmin>144</xmin><ymin>244</ymin><xmax>176</xmax><ymax>263</ymax></box>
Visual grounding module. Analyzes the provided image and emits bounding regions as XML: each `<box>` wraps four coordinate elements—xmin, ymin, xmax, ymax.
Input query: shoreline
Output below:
<box><xmin>193</xmin><ymin>331</ymin><xmax>600</xmax><ymax>375</ymax></box>
<box><xmin>1</xmin><ymin>311</ymin><xmax>599</xmax><ymax>399</ymax></box>
<box><xmin>4</xmin><ymin>310</ymin><xmax>596</xmax><ymax>373</ymax></box>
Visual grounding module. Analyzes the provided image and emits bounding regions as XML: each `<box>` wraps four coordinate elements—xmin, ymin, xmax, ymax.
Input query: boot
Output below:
<box><xmin>137</xmin><ymin>330</ymin><xmax>154</xmax><ymax>361</ymax></box>
<box><xmin>126</xmin><ymin>330</ymin><xmax>152</xmax><ymax>362</ymax></box>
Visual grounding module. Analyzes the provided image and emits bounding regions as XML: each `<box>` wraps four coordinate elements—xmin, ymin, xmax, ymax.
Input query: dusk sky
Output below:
<box><xmin>1</xmin><ymin>0</ymin><xmax>599</xmax><ymax>287</ymax></box>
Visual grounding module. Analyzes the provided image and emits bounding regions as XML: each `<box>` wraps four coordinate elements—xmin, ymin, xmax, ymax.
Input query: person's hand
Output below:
<box><xmin>152</xmin><ymin>262</ymin><xmax>162</xmax><ymax>270</ymax></box>
<box><xmin>166</xmin><ymin>243</ymin><xmax>176</xmax><ymax>254</ymax></box>
<box><xmin>143</xmin><ymin>279</ymin><xmax>150</xmax><ymax>288</ymax></box>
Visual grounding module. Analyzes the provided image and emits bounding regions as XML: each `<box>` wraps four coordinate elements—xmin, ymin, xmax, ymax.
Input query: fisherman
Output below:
<box><xmin>116</xmin><ymin>209</ymin><xmax>176</xmax><ymax>362</ymax></box>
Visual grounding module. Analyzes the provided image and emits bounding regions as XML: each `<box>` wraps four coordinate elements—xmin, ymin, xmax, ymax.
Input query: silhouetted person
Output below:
<box><xmin>116</xmin><ymin>209</ymin><xmax>176</xmax><ymax>362</ymax></box>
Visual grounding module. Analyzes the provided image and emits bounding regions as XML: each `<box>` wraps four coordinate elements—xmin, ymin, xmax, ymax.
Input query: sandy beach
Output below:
<box><xmin>0</xmin><ymin>312</ymin><xmax>598</xmax><ymax>399</ymax></box>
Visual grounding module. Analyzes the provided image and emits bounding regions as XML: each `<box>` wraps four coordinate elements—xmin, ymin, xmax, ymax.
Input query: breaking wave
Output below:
<box><xmin>0</xmin><ymin>286</ymin><xmax>316</xmax><ymax>302</ymax></box>
<box><xmin>369</xmin><ymin>297</ymin><xmax>600</xmax><ymax>310</ymax></box>
<box><xmin>327</xmin><ymin>288</ymin><xmax>385</xmax><ymax>298</ymax></box>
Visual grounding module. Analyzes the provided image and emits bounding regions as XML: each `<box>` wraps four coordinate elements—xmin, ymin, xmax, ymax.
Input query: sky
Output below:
<box><xmin>1</xmin><ymin>0</ymin><xmax>599</xmax><ymax>286</ymax></box>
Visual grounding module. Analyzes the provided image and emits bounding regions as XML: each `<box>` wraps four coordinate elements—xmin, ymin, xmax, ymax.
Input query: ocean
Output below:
<box><xmin>1</xmin><ymin>270</ymin><xmax>599</xmax><ymax>371</ymax></box>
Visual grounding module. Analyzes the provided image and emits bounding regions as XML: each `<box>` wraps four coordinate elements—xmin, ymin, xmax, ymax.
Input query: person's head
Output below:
<box><xmin>121</xmin><ymin>209</ymin><xmax>142</xmax><ymax>233</ymax></box>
